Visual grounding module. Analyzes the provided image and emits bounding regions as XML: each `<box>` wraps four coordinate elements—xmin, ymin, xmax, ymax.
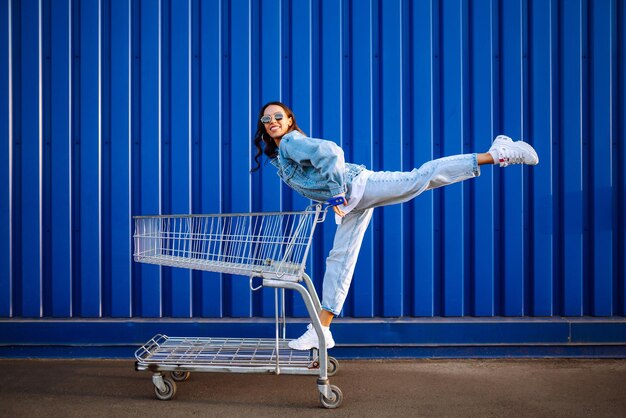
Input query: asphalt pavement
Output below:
<box><xmin>1</xmin><ymin>358</ymin><xmax>626</xmax><ymax>417</ymax></box>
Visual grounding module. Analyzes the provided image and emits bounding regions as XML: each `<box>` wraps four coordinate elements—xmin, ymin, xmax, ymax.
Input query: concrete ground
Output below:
<box><xmin>1</xmin><ymin>358</ymin><xmax>625</xmax><ymax>417</ymax></box>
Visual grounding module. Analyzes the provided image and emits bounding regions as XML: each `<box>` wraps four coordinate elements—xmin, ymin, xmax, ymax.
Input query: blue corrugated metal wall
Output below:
<box><xmin>0</xmin><ymin>0</ymin><xmax>625</xmax><ymax>324</ymax></box>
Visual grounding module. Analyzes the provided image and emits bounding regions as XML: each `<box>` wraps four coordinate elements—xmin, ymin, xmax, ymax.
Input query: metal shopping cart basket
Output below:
<box><xmin>133</xmin><ymin>201</ymin><xmax>343</xmax><ymax>408</ymax></box>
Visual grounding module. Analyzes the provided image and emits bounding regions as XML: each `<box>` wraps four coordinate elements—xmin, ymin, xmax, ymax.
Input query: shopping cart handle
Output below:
<box><xmin>326</xmin><ymin>196</ymin><xmax>345</xmax><ymax>207</ymax></box>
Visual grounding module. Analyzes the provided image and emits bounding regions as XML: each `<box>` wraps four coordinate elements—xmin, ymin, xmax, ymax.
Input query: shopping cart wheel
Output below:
<box><xmin>327</xmin><ymin>357</ymin><xmax>339</xmax><ymax>377</ymax></box>
<box><xmin>319</xmin><ymin>384</ymin><xmax>343</xmax><ymax>409</ymax></box>
<box><xmin>154</xmin><ymin>377</ymin><xmax>177</xmax><ymax>401</ymax></box>
<box><xmin>170</xmin><ymin>371</ymin><xmax>190</xmax><ymax>382</ymax></box>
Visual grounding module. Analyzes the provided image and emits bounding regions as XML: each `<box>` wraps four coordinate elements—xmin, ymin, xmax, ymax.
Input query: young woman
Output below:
<box><xmin>251</xmin><ymin>101</ymin><xmax>539</xmax><ymax>350</ymax></box>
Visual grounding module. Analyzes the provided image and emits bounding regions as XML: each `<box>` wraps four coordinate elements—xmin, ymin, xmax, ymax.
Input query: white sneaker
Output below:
<box><xmin>489</xmin><ymin>135</ymin><xmax>539</xmax><ymax>167</ymax></box>
<box><xmin>288</xmin><ymin>324</ymin><xmax>335</xmax><ymax>350</ymax></box>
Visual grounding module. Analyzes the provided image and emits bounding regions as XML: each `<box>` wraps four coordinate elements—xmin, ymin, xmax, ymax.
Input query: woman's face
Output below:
<box><xmin>262</xmin><ymin>104</ymin><xmax>293</xmax><ymax>143</ymax></box>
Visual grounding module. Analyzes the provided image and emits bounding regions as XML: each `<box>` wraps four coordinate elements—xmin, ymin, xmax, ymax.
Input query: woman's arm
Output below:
<box><xmin>280</xmin><ymin>136</ymin><xmax>347</xmax><ymax>197</ymax></box>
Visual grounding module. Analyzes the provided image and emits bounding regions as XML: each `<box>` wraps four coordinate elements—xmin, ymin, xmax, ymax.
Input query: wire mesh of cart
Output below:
<box><xmin>133</xmin><ymin>200</ymin><xmax>344</xmax><ymax>408</ymax></box>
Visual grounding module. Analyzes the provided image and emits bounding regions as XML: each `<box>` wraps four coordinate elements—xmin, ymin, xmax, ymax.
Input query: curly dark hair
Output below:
<box><xmin>251</xmin><ymin>101</ymin><xmax>305</xmax><ymax>172</ymax></box>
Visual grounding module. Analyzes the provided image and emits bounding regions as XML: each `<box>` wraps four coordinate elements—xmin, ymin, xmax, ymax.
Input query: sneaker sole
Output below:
<box><xmin>288</xmin><ymin>341</ymin><xmax>336</xmax><ymax>351</ymax></box>
<box><xmin>513</xmin><ymin>141</ymin><xmax>539</xmax><ymax>165</ymax></box>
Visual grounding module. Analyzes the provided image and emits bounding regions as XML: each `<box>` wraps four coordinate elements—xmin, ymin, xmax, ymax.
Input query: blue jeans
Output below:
<box><xmin>321</xmin><ymin>153</ymin><xmax>480</xmax><ymax>315</ymax></box>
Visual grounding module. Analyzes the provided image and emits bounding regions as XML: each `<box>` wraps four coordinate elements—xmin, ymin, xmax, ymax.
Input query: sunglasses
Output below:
<box><xmin>260</xmin><ymin>112</ymin><xmax>285</xmax><ymax>124</ymax></box>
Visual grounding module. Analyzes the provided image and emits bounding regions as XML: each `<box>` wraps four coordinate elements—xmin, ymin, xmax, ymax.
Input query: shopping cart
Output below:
<box><xmin>133</xmin><ymin>200</ymin><xmax>343</xmax><ymax>408</ymax></box>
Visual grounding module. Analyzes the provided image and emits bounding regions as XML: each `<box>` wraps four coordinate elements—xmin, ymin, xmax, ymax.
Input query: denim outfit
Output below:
<box><xmin>271</xmin><ymin>131</ymin><xmax>480</xmax><ymax>315</ymax></box>
<box><xmin>269</xmin><ymin>131</ymin><xmax>365</xmax><ymax>201</ymax></box>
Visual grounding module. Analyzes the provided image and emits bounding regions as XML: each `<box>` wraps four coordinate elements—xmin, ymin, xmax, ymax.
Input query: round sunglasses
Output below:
<box><xmin>260</xmin><ymin>112</ymin><xmax>285</xmax><ymax>124</ymax></box>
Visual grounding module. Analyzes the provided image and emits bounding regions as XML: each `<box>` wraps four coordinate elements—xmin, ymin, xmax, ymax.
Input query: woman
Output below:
<box><xmin>252</xmin><ymin>101</ymin><xmax>538</xmax><ymax>350</ymax></box>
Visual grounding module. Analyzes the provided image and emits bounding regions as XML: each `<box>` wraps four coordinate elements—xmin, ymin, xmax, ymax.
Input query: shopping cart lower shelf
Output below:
<box><xmin>133</xmin><ymin>205</ymin><xmax>343</xmax><ymax>408</ymax></box>
<box><xmin>135</xmin><ymin>335</ymin><xmax>340</xmax><ymax>404</ymax></box>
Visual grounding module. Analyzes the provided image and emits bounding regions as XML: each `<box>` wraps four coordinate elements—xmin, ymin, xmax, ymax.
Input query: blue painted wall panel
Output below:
<box><xmin>440</xmin><ymin>0</ymin><xmax>467</xmax><ymax>316</ymax></box>
<box><xmin>411</xmin><ymin>0</ymin><xmax>437</xmax><ymax>317</ymax></box>
<box><xmin>379</xmin><ymin>0</ymin><xmax>403</xmax><ymax>317</ymax></box>
<box><xmin>589</xmin><ymin>0</ymin><xmax>615</xmax><ymax>316</ymax></box>
<box><xmin>561</xmin><ymin>0</ymin><xmax>585</xmax><ymax>316</ymax></box>
<box><xmin>168</xmin><ymin>0</ymin><xmax>192</xmax><ymax>318</ymax></box>
<box><xmin>0</xmin><ymin>0</ymin><xmax>625</xmax><ymax>328</ymax></box>
<box><xmin>500</xmin><ymin>0</ymin><xmax>526</xmax><ymax>316</ymax></box>
<box><xmin>469</xmin><ymin>0</ymin><xmax>496</xmax><ymax>317</ymax></box>
<box><xmin>20</xmin><ymin>0</ymin><xmax>43</xmax><ymax>317</ymax></box>
<box><xmin>228</xmin><ymin>0</ymin><xmax>252</xmax><ymax>317</ymax></box>
<box><xmin>529</xmin><ymin>0</ymin><xmax>556</xmax><ymax>316</ymax></box>
<box><xmin>109</xmin><ymin>0</ymin><xmax>132</xmax><ymax>318</ymax></box>
<box><xmin>255</xmin><ymin>0</ymin><xmax>282</xmax><ymax>318</ymax></box>
<box><xmin>49</xmin><ymin>0</ymin><xmax>72</xmax><ymax>317</ymax></box>
<box><xmin>350</xmin><ymin>0</ymin><xmax>375</xmax><ymax>318</ymax></box>
<box><xmin>195</xmin><ymin>0</ymin><xmax>223</xmax><ymax>318</ymax></box>
<box><xmin>613</xmin><ymin>1</ymin><xmax>626</xmax><ymax>315</ymax></box>
<box><xmin>79</xmin><ymin>0</ymin><xmax>102</xmax><ymax>318</ymax></box>
<box><xmin>0</xmin><ymin>0</ymin><xmax>12</xmax><ymax>317</ymax></box>
<box><xmin>137</xmin><ymin>0</ymin><xmax>162</xmax><ymax>317</ymax></box>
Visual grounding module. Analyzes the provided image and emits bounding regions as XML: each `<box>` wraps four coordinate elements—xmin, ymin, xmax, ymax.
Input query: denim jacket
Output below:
<box><xmin>269</xmin><ymin>131</ymin><xmax>365</xmax><ymax>202</ymax></box>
